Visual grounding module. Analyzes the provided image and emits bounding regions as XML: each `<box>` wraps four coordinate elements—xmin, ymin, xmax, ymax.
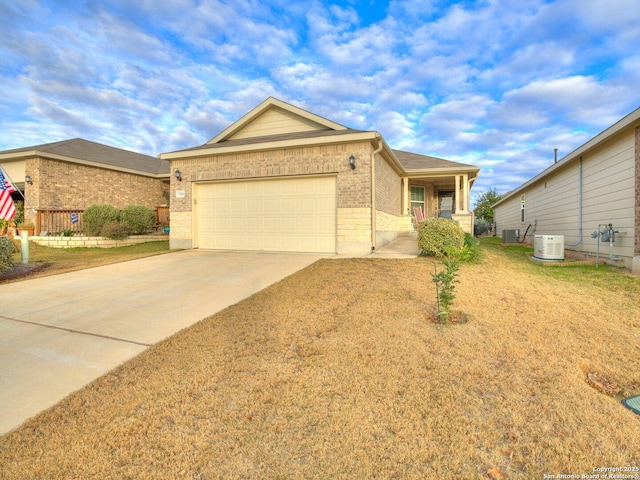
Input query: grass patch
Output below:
<box><xmin>0</xmin><ymin>244</ymin><xmax>639</xmax><ymax>478</ymax></box>
<box><xmin>2</xmin><ymin>240</ymin><xmax>170</xmax><ymax>283</ymax></box>
<box><xmin>481</xmin><ymin>237</ymin><xmax>640</xmax><ymax>295</ymax></box>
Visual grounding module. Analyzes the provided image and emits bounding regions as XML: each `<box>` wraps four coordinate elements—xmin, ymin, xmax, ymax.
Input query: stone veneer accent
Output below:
<box><xmin>169</xmin><ymin>211</ymin><xmax>193</xmax><ymax>250</ymax></box>
<box><xmin>30</xmin><ymin>234</ymin><xmax>167</xmax><ymax>249</ymax></box>
<box><xmin>375</xmin><ymin>209</ymin><xmax>403</xmax><ymax>247</ymax></box>
<box><xmin>170</xmin><ymin>141</ymin><xmax>385</xmax><ymax>253</ymax></box>
<box><xmin>23</xmin><ymin>157</ymin><xmax>168</xmax><ymax>226</ymax></box>
<box><xmin>337</xmin><ymin>207</ymin><xmax>372</xmax><ymax>254</ymax></box>
<box><xmin>452</xmin><ymin>213</ymin><xmax>475</xmax><ymax>235</ymax></box>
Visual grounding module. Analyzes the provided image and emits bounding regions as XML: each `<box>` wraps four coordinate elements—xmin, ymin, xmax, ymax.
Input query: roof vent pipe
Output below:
<box><xmin>554</xmin><ymin>148</ymin><xmax>558</xmax><ymax>163</ymax></box>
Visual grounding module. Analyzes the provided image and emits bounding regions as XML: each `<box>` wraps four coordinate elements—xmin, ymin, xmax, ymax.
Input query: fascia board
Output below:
<box><xmin>0</xmin><ymin>150</ymin><xmax>39</xmax><ymax>161</ymax></box>
<box><xmin>404</xmin><ymin>166</ymin><xmax>480</xmax><ymax>177</ymax></box>
<box><xmin>379</xmin><ymin>139</ymin><xmax>405</xmax><ymax>175</ymax></box>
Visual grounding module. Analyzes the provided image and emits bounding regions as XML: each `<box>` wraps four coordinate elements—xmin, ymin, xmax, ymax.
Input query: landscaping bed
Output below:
<box><xmin>0</xmin><ymin>241</ymin><xmax>638</xmax><ymax>478</ymax></box>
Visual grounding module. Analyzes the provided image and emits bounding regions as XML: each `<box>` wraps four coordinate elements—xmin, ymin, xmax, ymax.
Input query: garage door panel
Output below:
<box><xmin>196</xmin><ymin>176</ymin><xmax>336</xmax><ymax>253</ymax></box>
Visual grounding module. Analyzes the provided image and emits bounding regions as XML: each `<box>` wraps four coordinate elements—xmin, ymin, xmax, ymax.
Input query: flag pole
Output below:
<box><xmin>0</xmin><ymin>166</ymin><xmax>26</xmax><ymax>200</ymax></box>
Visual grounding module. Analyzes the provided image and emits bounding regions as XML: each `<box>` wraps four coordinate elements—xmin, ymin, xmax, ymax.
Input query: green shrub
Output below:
<box><xmin>13</xmin><ymin>200</ymin><xmax>24</xmax><ymax>226</ymax></box>
<box><xmin>417</xmin><ymin>217</ymin><xmax>465</xmax><ymax>257</ymax></box>
<box><xmin>122</xmin><ymin>205</ymin><xmax>156</xmax><ymax>234</ymax></box>
<box><xmin>82</xmin><ymin>204</ymin><xmax>121</xmax><ymax>236</ymax></box>
<box><xmin>0</xmin><ymin>236</ymin><xmax>16</xmax><ymax>274</ymax></box>
<box><xmin>457</xmin><ymin>233</ymin><xmax>482</xmax><ymax>263</ymax></box>
<box><xmin>100</xmin><ymin>221</ymin><xmax>129</xmax><ymax>240</ymax></box>
<box><xmin>475</xmin><ymin>219</ymin><xmax>490</xmax><ymax>236</ymax></box>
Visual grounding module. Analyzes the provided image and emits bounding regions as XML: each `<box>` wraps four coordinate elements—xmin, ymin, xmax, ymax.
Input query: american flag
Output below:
<box><xmin>0</xmin><ymin>166</ymin><xmax>17</xmax><ymax>221</ymax></box>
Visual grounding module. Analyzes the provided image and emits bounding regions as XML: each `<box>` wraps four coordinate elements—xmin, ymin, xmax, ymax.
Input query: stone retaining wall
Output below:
<box><xmin>29</xmin><ymin>234</ymin><xmax>168</xmax><ymax>249</ymax></box>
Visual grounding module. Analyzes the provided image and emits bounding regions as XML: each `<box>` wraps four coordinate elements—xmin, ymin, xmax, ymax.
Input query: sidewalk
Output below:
<box><xmin>369</xmin><ymin>234</ymin><xmax>420</xmax><ymax>258</ymax></box>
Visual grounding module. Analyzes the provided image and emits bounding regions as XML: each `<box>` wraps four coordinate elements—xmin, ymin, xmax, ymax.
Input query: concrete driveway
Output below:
<box><xmin>0</xmin><ymin>250</ymin><xmax>321</xmax><ymax>435</ymax></box>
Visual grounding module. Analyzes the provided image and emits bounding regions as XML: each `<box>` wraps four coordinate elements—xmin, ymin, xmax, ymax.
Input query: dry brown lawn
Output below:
<box><xmin>1</xmin><ymin>241</ymin><xmax>639</xmax><ymax>478</ymax></box>
<box><xmin>1</xmin><ymin>240</ymin><xmax>170</xmax><ymax>284</ymax></box>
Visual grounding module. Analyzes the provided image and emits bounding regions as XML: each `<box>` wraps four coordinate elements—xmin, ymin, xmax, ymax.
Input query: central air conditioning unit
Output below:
<box><xmin>502</xmin><ymin>229</ymin><xmax>519</xmax><ymax>243</ymax></box>
<box><xmin>533</xmin><ymin>235</ymin><xmax>565</xmax><ymax>260</ymax></box>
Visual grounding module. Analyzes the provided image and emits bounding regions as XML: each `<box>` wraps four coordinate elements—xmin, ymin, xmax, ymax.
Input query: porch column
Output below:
<box><xmin>454</xmin><ymin>175</ymin><xmax>461</xmax><ymax>214</ymax></box>
<box><xmin>402</xmin><ymin>177</ymin><xmax>409</xmax><ymax>214</ymax></box>
<box><xmin>463</xmin><ymin>173</ymin><xmax>469</xmax><ymax>213</ymax></box>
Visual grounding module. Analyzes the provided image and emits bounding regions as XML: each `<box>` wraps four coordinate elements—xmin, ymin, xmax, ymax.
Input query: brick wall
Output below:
<box><xmin>170</xmin><ymin>141</ymin><xmax>376</xmax><ymax>252</ymax></box>
<box><xmin>24</xmin><ymin>157</ymin><xmax>168</xmax><ymax>225</ymax></box>
<box><xmin>171</xmin><ymin>141</ymin><xmax>373</xmax><ymax>212</ymax></box>
<box><xmin>375</xmin><ymin>154</ymin><xmax>401</xmax><ymax>215</ymax></box>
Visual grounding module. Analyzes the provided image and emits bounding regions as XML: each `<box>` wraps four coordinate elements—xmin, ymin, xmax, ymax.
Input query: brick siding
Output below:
<box><xmin>375</xmin><ymin>154</ymin><xmax>401</xmax><ymax>215</ymax></box>
<box><xmin>24</xmin><ymin>157</ymin><xmax>168</xmax><ymax>225</ymax></box>
<box><xmin>169</xmin><ymin>141</ymin><xmax>377</xmax><ymax>252</ymax></box>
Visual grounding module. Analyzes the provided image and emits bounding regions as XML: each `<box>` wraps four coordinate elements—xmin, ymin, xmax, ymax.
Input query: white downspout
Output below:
<box><xmin>370</xmin><ymin>135</ymin><xmax>384</xmax><ymax>250</ymax></box>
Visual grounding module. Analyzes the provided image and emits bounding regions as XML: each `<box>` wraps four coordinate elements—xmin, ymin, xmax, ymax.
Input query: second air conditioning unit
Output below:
<box><xmin>533</xmin><ymin>235</ymin><xmax>565</xmax><ymax>260</ymax></box>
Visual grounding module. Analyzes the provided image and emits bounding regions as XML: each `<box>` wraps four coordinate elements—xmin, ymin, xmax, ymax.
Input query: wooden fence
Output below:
<box><xmin>36</xmin><ymin>210</ymin><xmax>84</xmax><ymax>236</ymax></box>
<box><xmin>35</xmin><ymin>207</ymin><xmax>170</xmax><ymax>236</ymax></box>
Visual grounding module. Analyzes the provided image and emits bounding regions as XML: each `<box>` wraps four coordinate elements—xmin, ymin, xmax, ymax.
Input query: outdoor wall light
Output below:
<box><xmin>349</xmin><ymin>154</ymin><xmax>356</xmax><ymax>170</ymax></box>
<box><xmin>25</xmin><ymin>175</ymin><xmax>33</xmax><ymax>185</ymax></box>
<box><xmin>174</xmin><ymin>169</ymin><xmax>182</xmax><ymax>181</ymax></box>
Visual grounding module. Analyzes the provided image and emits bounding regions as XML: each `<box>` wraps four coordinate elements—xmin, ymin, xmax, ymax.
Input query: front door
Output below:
<box><xmin>438</xmin><ymin>191</ymin><xmax>455</xmax><ymax>219</ymax></box>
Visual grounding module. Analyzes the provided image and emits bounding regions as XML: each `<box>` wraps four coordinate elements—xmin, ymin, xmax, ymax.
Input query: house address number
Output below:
<box><xmin>176</xmin><ymin>190</ymin><xmax>185</xmax><ymax>198</ymax></box>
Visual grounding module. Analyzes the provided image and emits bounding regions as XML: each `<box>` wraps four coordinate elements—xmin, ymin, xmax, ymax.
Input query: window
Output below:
<box><xmin>411</xmin><ymin>186</ymin><xmax>425</xmax><ymax>216</ymax></box>
<box><xmin>520</xmin><ymin>194</ymin><xmax>525</xmax><ymax>222</ymax></box>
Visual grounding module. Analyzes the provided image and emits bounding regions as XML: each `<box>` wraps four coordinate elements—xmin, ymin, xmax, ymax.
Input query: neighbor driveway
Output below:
<box><xmin>0</xmin><ymin>250</ymin><xmax>321</xmax><ymax>435</ymax></box>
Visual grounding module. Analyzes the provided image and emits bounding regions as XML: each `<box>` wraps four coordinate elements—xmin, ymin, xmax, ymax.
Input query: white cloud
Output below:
<box><xmin>2</xmin><ymin>0</ymin><xmax>640</xmax><ymax>194</ymax></box>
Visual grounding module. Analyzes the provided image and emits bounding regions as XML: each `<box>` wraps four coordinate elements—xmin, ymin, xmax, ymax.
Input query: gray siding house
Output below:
<box><xmin>493</xmin><ymin>107</ymin><xmax>640</xmax><ymax>274</ymax></box>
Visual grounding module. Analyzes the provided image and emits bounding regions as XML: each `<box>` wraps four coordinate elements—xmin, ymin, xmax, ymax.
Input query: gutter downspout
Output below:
<box><xmin>566</xmin><ymin>157</ymin><xmax>583</xmax><ymax>247</ymax></box>
<box><xmin>370</xmin><ymin>135</ymin><xmax>384</xmax><ymax>251</ymax></box>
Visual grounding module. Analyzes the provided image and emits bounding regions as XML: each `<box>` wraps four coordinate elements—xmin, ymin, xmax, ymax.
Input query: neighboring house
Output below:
<box><xmin>0</xmin><ymin>138</ymin><xmax>170</xmax><ymax>233</ymax></box>
<box><xmin>493</xmin><ymin>107</ymin><xmax>640</xmax><ymax>274</ymax></box>
<box><xmin>160</xmin><ymin>97</ymin><xmax>480</xmax><ymax>254</ymax></box>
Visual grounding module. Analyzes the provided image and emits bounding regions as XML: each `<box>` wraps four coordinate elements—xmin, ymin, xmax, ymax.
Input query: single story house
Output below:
<box><xmin>493</xmin><ymin>106</ymin><xmax>640</xmax><ymax>274</ymax></box>
<box><xmin>160</xmin><ymin>97</ymin><xmax>480</xmax><ymax>254</ymax></box>
<box><xmin>0</xmin><ymin>138</ymin><xmax>170</xmax><ymax>233</ymax></box>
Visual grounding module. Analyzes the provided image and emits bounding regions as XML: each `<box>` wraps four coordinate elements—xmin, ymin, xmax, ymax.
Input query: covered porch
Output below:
<box><xmin>400</xmin><ymin>170</ymin><xmax>478</xmax><ymax>234</ymax></box>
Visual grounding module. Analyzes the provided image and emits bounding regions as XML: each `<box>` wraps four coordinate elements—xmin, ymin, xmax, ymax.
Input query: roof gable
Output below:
<box><xmin>207</xmin><ymin>97</ymin><xmax>347</xmax><ymax>144</ymax></box>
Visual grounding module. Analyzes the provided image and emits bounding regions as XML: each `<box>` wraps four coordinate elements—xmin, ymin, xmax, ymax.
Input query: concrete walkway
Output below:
<box><xmin>370</xmin><ymin>233</ymin><xmax>420</xmax><ymax>258</ymax></box>
<box><xmin>0</xmin><ymin>250</ymin><xmax>321</xmax><ymax>435</ymax></box>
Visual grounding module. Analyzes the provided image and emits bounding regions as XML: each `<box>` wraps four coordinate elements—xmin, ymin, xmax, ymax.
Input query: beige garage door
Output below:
<box><xmin>196</xmin><ymin>176</ymin><xmax>336</xmax><ymax>253</ymax></box>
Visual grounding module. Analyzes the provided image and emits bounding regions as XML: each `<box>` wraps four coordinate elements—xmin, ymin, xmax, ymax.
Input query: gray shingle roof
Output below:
<box><xmin>166</xmin><ymin>128</ymin><xmax>369</xmax><ymax>154</ymax></box>
<box><xmin>1</xmin><ymin>138</ymin><xmax>169</xmax><ymax>175</ymax></box>
<box><xmin>392</xmin><ymin>149</ymin><xmax>478</xmax><ymax>171</ymax></box>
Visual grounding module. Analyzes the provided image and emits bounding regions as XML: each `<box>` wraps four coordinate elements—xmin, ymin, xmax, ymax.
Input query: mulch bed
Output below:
<box><xmin>0</xmin><ymin>262</ymin><xmax>49</xmax><ymax>282</ymax></box>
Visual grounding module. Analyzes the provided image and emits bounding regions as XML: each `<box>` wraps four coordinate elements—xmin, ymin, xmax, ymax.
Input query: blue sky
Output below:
<box><xmin>2</xmin><ymin>0</ymin><xmax>640</xmax><ymax>201</ymax></box>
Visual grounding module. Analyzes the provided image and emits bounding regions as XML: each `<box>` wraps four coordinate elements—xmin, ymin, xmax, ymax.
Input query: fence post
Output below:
<box><xmin>36</xmin><ymin>211</ymin><xmax>42</xmax><ymax>236</ymax></box>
